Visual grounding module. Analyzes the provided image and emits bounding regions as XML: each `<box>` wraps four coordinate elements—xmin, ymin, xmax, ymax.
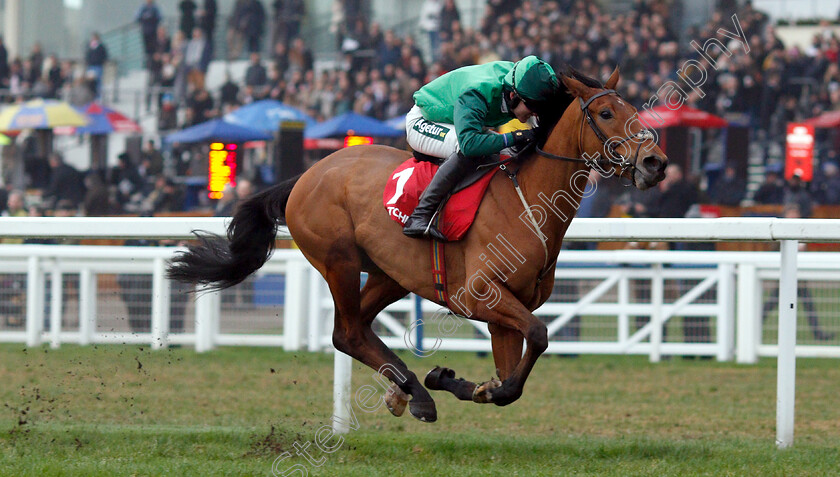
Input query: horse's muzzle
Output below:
<box><xmin>634</xmin><ymin>155</ymin><xmax>668</xmax><ymax>190</ymax></box>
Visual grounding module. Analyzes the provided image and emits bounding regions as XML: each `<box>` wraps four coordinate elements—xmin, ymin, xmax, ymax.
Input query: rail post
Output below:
<box><xmin>151</xmin><ymin>258</ymin><xmax>171</xmax><ymax>349</ymax></box>
<box><xmin>283</xmin><ymin>257</ymin><xmax>309</xmax><ymax>351</ymax></box>
<box><xmin>78</xmin><ymin>268</ymin><xmax>97</xmax><ymax>345</ymax></box>
<box><xmin>332</xmin><ymin>351</ymin><xmax>353</xmax><ymax>434</ymax></box>
<box><xmin>736</xmin><ymin>263</ymin><xmax>760</xmax><ymax>364</ymax></box>
<box><xmin>649</xmin><ymin>264</ymin><xmax>664</xmax><ymax>363</ymax></box>
<box><xmin>776</xmin><ymin>240</ymin><xmax>798</xmax><ymax>449</ymax></box>
<box><xmin>308</xmin><ymin>271</ymin><xmax>325</xmax><ymax>351</ymax></box>
<box><xmin>194</xmin><ymin>285</ymin><xmax>219</xmax><ymax>352</ymax></box>
<box><xmin>25</xmin><ymin>256</ymin><xmax>43</xmax><ymax>347</ymax></box>
<box><xmin>717</xmin><ymin>263</ymin><xmax>735</xmax><ymax>361</ymax></box>
<box><xmin>49</xmin><ymin>265</ymin><xmax>63</xmax><ymax>349</ymax></box>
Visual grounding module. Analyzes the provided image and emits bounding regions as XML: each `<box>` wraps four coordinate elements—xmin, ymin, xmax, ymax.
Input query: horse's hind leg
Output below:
<box><xmin>327</xmin><ymin>260</ymin><xmax>438</xmax><ymax>422</ymax></box>
<box><xmin>424</xmin><ymin>366</ymin><xmax>478</xmax><ymax>401</ymax></box>
<box><xmin>423</xmin><ymin>324</ymin><xmax>522</xmax><ymax>401</ymax></box>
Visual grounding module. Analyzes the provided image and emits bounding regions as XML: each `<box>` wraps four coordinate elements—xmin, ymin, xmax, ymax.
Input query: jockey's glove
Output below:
<box><xmin>510</xmin><ymin>128</ymin><xmax>537</xmax><ymax>146</ymax></box>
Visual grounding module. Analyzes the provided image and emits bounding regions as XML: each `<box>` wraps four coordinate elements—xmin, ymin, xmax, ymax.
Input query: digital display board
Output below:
<box><xmin>208</xmin><ymin>142</ymin><xmax>237</xmax><ymax>199</ymax></box>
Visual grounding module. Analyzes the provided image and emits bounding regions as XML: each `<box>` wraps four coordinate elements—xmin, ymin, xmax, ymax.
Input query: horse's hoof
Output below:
<box><xmin>472</xmin><ymin>378</ymin><xmax>502</xmax><ymax>403</ymax></box>
<box><xmin>408</xmin><ymin>400</ymin><xmax>437</xmax><ymax>423</ymax></box>
<box><xmin>384</xmin><ymin>383</ymin><xmax>409</xmax><ymax>417</ymax></box>
<box><xmin>424</xmin><ymin>366</ymin><xmax>455</xmax><ymax>390</ymax></box>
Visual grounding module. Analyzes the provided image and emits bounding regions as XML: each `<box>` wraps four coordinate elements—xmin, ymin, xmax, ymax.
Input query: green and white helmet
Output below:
<box><xmin>504</xmin><ymin>55</ymin><xmax>560</xmax><ymax>111</ymax></box>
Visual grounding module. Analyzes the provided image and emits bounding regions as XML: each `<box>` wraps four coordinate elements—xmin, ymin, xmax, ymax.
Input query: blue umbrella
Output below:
<box><xmin>305</xmin><ymin>112</ymin><xmax>403</xmax><ymax>139</ymax></box>
<box><xmin>164</xmin><ymin>118</ymin><xmax>273</xmax><ymax>144</ymax></box>
<box><xmin>224</xmin><ymin>100</ymin><xmax>316</xmax><ymax>132</ymax></box>
<box><xmin>385</xmin><ymin>114</ymin><xmax>407</xmax><ymax>131</ymax></box>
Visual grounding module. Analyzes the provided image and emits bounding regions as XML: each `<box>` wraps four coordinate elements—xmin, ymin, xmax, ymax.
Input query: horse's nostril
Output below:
<box><xmin>643</xmin><ymin>156</ymin><xmax>666</xmax><ymax>175</ymax></box>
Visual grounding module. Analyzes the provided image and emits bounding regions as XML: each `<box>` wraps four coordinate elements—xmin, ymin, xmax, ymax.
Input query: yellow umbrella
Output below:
<box><xmin>0</xmin><ymin>99</ymin><xmax>89</xmax><ymax>132</ymax></box>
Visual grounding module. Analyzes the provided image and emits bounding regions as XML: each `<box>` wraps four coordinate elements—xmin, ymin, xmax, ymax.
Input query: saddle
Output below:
<box><xmin>383</xmin><ymin>155</ymin><xmax>501</xmax><ymax>241</ymax></box>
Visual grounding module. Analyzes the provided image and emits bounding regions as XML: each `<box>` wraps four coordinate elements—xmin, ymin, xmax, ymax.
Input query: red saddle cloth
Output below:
<box><xmin>383</xmin><ymin>157</ymin><xmax>499</xmax><ymax>241</ymax></box>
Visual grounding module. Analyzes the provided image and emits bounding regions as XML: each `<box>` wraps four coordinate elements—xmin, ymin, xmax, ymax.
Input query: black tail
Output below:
<box><xmin>167</xmin><ymin>174</ymin><xmax>301</xmax><ymax>291</ymax></box>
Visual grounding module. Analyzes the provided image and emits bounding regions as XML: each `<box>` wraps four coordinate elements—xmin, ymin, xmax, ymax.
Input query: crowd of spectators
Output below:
<box><xmin>0</xmin><ymin>32</ymin><xmax>110</xmax><ymax>105</ymax></box>
<box><xmin>137</xmin><ymin>0</ymin><xmax>840</xmax><ymax>207</ymax></box>
<box><xmin>5</xmin><ymin>0</ymin><xmax>840</xmax><ymax>218</ymax></box>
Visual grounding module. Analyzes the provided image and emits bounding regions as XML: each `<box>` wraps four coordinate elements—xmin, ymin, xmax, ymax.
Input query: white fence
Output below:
<box><xmin>2</xmin><ymin>219</ymin><xmax>839</xmax><ymax>362</ymax></box>
<box><xmin>2</xmin><ymin>216</ymin><xmax>840</xmax><ymax>448</ymax></box>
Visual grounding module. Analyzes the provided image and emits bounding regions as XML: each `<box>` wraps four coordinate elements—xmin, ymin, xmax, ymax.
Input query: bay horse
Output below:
<box><xmin>168</xmin><ymin>67</ymin><xmax>667</xmax><ymax>423</ymax></box>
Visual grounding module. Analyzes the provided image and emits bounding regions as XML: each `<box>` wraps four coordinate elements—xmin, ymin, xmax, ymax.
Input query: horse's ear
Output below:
<box><xmin>561</xmin><ymin>74</ymin><xmax>595</xmax><ymax>100</ymax></box>
<box><xmin>605</xmin><ymin>66</ymin><xmax>621</xmax><ymax>90</ymax></box>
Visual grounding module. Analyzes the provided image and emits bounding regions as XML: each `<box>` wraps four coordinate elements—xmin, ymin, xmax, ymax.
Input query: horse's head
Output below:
<box><xmin>558</xmin><ymin>67</ymin><xmax>668</xmax><ymax>190</ymax></box>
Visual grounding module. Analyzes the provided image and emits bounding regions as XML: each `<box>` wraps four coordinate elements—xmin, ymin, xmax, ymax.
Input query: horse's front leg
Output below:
<box><xmin>471</xmin><ymin>290</ymin><xmax>548</xmax><ymax>406</ymax></box>
<box><xmin>488</xmin><ymin>323</ymin><xmax>524</xmax><ymax>381</ymax></box>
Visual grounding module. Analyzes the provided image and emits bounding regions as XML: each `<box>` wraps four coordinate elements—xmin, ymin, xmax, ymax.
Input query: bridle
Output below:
<box><xmin>499</xmin><ymin>87</ymin><xmax>656</xmax><ymax>282</ymax></box>
<box><xmin>536</xmin><ymin>89</ymin><xmax>655</xmax><ymax>182</ymax></box>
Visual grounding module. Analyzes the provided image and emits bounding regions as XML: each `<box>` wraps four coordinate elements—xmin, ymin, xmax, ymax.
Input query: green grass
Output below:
<box><xmin>1</xmin><ymin>345</ymin><xmax>839</xmax><ymax>476</ymax></box>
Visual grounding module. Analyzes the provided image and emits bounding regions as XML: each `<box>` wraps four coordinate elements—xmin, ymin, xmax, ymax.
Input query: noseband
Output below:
<box><xmin>537</xmin><ymin>89</ymin><xmax>654</xmax><ymax>180</ymax></box>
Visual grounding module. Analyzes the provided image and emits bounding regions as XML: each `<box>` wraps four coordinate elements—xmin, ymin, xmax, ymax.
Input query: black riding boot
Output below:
<box><xmin>403</xmin><ymin>151</ymin><xmax>473</xmax><ymax>240</ymax></box>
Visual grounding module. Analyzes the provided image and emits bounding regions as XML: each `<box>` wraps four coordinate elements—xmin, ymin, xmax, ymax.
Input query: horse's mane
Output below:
<box><xmin>534</xmin><ymin>66</ymin><xmax>604</xmax><ymax>146</ymax></box>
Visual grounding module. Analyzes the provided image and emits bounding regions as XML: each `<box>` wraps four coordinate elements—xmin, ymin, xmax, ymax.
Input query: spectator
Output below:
<box><xmin>179</xmin><ymin>0</ymin><xmax>198</xmax><ymax>37</ymax></box>
<box><xmin>185</xmin><ymin>84</ymin><xmax>215</xmax><ymax>126</ymax></box>
<box><xmin>227</xmin><ymin>0</ymin><xmax>249</xmax><ymax>60</ymax></box>
<box><xmin>707</xmin><ymin>165</ymin><xmax>745</xmax><ymax>206</ymax></box>
<box><xmin>242</xmin><ymin>0</ymin><xmax>267</xmax><ymax>54</ymax></box>
<box><xmin>68</xmin><ymin>74</ymin><xmax>95</xmax><ymax>107</ymax></box>
<box><xmin>638</xmin><ymin>164</ymin><xmax>698</xmax><ymax>223</ymax></box>
<box><xmin>140</xmin><ymin>139</ymin><xmax>165</xmax><ymax>177</ymax></box>
<box><xmin>214</xmin><ymin>178</ymin><xmax>253</xmax><ymax>216</ymax></box>
<box><xmin>219</xmin><ymin>71</ymin><xmax>241</xmax><ymax>110</ymax></box>
<box><xmin>0</xmin><ymin>183</ymin><xmax>8</xmax><ymax>214</ymax></box>
<box><xmin>419</xmin><ymin>0</ymin><xmax>443</xmax><ymax>61</ymax></box>
<box><xmin>439</xmin><ymin>0</ymin><xmax>461</xmax><ymax>42</ymax></box>
<box><xmin>84</xmin><ymin>32</ymin><xmax>108</xmax><ymax>98</ymax></box>
<box><xmin>28</xmin><ymin>42</ymin><xmax>44</xmax><ymax>78</ymax></box>
<box><xmin>376</xmin><ymin>30</ymin><xmax>402</xmax><ymax>72</ymax></box>
<box><xmin>288</xmin><ymin>37</ymin><xmax>313</xmax><ymax>75</ymax></box>
<box><xmin>110</xmin><ymin>153</ymin><xmax>145</xmax><ymax>209</ymax></box>
<box><xmin>753</xmin><ymin>170</ymin><xmax>785</xmax><ymax>205</ymax></box>
<box><xmin>183</xmin><ymin>27</ymin><xmax>212</xmax><ymax>92</ymax></box>
<box><xmin>136</xmin><ymin>0</ymin><xmax>162</xmax><ymax>63</ymax></box>
<box><xmin>272</xmin><ymin>40</ymin><xmax>290</xmax><ymax>76</ymax></box>
<box><xmin>1</xmin><ymin>189</ymin><xmax>26</xmax><ymax>220</ymax></box>
<box><xmin>142</xmin><ymin>175</ymin><xmax>185</xmax><ymax>213</ymax></box>
<box><xmin>244</xmin><ymin>52</ymin><xmax>268</xmax><ymax>92</ymax></box>
<box><xmin>0</xmin><ymin>36</ymin><xmax>8</xmax><ymax>89</ymax></box>
<box><xmin>83</xmin><ymin>172</ymin><xmax>114</xmax><ymax>216</ymax></box>
<box><xmin>783</xmin><ymin>171</ymin><xmax>814</xmax><ymax>219</ymax></box>
<box><xmin>329</xmin><ymin>0</ymin><xmax>346</xmax><ymax>50</ymax></box>
<box><xmin>43</xmin><ymin>153</ymin><xmax>86</xmax><ymax>210</ymax></box>
<box><xmin>812</xmin><ymin>162</ymin><xmax>840</xmax><ymax>205</ymax></box>
<box><xmin>199</xmin><ymin>0</ymin><xmax>218</xmax><ymax>44</ymax></box>
<box><xmin>148</xmin><ymin>25</ymin><xmax>172</xmax><ymax>100</ymax></box>
<box><xmin>44</xmin><ymin>54</ymin><xmax>64</xmax><ymax>99</ymax></box>
<box><xmin>272</xmin><ymin>0</ymin><xmax>306</xmax><ymax>48</ymax></box>
<box><xmin>158</xmin><ymin>94</ymin><xmax>179</xmax><ymax>131</ymax></box>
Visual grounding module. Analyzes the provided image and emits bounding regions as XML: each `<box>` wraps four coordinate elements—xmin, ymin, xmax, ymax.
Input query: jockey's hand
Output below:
<box><xmin>511</xmin><ymin>128</ymin><xmax>536</xmax><ymax>146</ymax></box>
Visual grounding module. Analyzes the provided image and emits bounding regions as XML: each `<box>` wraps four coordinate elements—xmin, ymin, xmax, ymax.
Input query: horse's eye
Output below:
<box><xmin>599</xmin><ymin>110</ymin><xmax>613</xmax><ymax>120</ymax></box>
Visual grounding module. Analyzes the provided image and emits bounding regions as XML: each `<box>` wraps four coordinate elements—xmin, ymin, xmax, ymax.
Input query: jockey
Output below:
<box><xmin>402</xmin><ymin>55</ymin><xmax>560</xmax><ymax>240</ymax></box>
